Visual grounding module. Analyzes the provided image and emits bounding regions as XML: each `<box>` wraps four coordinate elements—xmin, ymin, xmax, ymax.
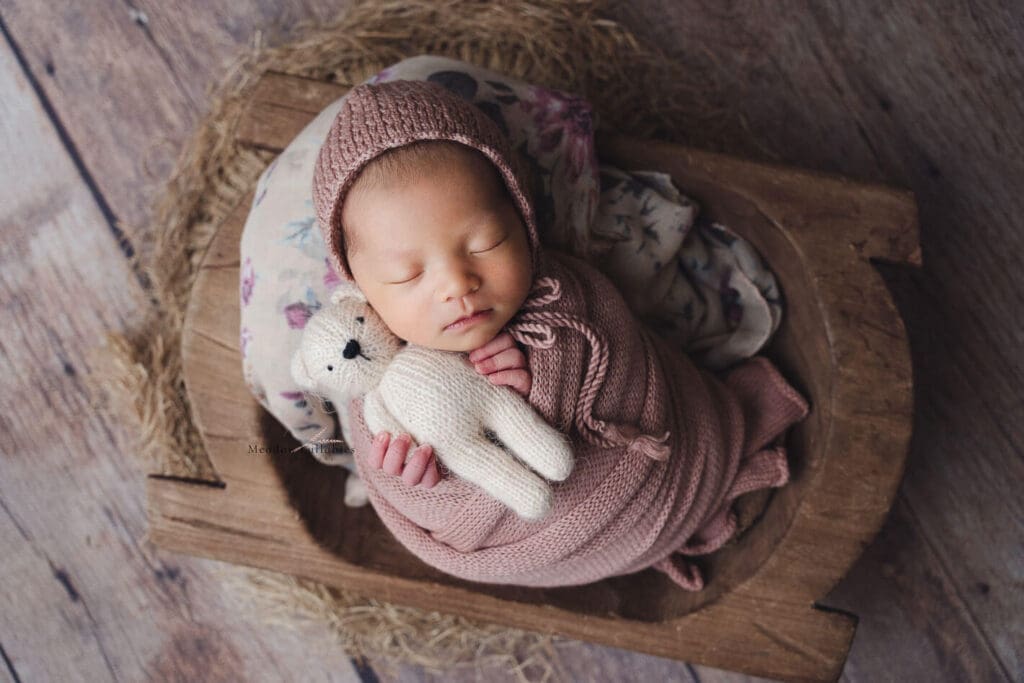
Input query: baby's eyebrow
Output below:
<box><xmin>375</xmin><ymin>212</ymin><xmax>501</xmax><ymax>258</ymax></box>
<box><xmin>379</xmin><ymin>244</ymin><xmax>417</xmax><ymax>258</ymax></box>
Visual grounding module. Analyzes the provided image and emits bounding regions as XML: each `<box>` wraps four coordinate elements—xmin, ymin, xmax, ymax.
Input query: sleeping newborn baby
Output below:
<box><xmin>312</xmin><ymin>80</ymin><xmax>810</xmax><ymax>591</ymax></box>
<box><xmin>331</xmin><ymin>132</ymin><xmax>538</xmax><ymax>490</ymax></box>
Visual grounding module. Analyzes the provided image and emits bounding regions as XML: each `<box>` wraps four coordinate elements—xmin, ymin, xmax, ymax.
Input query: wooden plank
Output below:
<box><xmin>174</xmin><ymin>70</ymin><xmax>958</xmax><ymax>681</ymax></box>
<box><xmin>823</xmin><ymin>496</ymin><xmax>1007</xmax><ymax>682</ymax></box>
<box><xmin>4</xmin><ymin>0</ymin><xmax>1020</xmax><ymax>680</ymax></box>
<box><xmin>0</xmin><ymin>0</ymin><xmax>350</xmax><ymax>257</ymax></box>
<box><xmin>390</xmin><ymin>643</ymin><xmax>777</xmax><ymax>683</ymax></box>
<box><xmin>237</xmin><ymin>72</ymin><xmax>350</xmax><ymax>149</ymax></box>
<box><xmin>0</xmin><ymin>0</ymin><xmax>199</xmax><ymax>255</ymax></box>
<box><xmin>603</xmin><ymin>2</ymin><xmax>1024</xmax><ymax>678</ymax></box>
<box><xmin>147</xmin><ymin>475</ymin><xmax>854</xmax><ymax>682</ymax></box>
<box><xmin>0</xmin><ymin>36</ymin><xmax>361</xmax><ymax>683</ymax></box>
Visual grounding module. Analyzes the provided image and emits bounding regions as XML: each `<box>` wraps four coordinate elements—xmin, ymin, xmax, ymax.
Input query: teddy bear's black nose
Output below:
<box><xmin>342</xmin><ymin>339</ymin><xmax>361</xmax><ymax>359</ymax></box>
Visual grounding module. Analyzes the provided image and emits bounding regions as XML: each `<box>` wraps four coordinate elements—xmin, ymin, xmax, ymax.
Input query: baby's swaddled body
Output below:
<box><xmin>311</xmin><ymin>76</ymin><xmax>809</xmax><ymax>590</ymax></box>
<box><xmin>347</xmin><ymin>246</ymin><xmax>809</xmax><ymax>591</ymax></box>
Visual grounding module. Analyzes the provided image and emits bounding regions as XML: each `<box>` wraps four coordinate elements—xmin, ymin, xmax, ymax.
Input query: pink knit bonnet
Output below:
<box><xmin>313</xmin><ymin>79</ymin><xmax>541</xmax><ymax>282</ymax></box>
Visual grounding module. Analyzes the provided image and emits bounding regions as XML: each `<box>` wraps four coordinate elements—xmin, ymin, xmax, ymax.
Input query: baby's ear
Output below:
<box><xmin>290</xmin><ymin>350</ymin><xmax>317</xmax><ymax>391</ymax></box>
<box><xmin>329</xmin><ymin>281</ymin><xmax>366</xmax><ymax>305</ymax></box>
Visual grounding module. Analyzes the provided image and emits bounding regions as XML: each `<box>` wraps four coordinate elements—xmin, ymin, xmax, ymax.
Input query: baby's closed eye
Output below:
<box><xmin>385</xmin><ymin>272</ymin><xmax>422</xmax><ymax>285</ymax></box>
<box><xmin>471</xmin><ymin>235</ymin><xmax>506</xmax><ymax>254</ymax></box>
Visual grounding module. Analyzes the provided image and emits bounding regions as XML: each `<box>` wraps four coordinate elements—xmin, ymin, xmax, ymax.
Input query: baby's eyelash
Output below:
<box><xmin>472</xmin><ymin>237</ymin><xmax>506</xmax><ymax>254</ymax></box>
<box><xmin>387</xmin><ymin>272</ymin><xmax>422</xmax><ymax>285</ymax></box>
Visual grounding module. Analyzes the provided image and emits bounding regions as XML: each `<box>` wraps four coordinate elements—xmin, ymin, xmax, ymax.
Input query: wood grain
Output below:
<box><xmin>1</xmin><ymin>0</ymin><xmax>1021</xmax><ymax>681</ymax></box>
<box><xmin>603</xmin><ymin>2</ymin><xmax>1024</xmax><ymax>678</ymax></box>
<box><xmin>0</xmin><ymin>0</ymin><xmax>346</xmax><ymax>263</ymax></box>
<box><xmin>170</xmin><ymin>180</ymin><xmax>856</xmax><ymax>682</ymax></box>
<box><xmin>0</xmin><ymin>31</ymin><xmax>361</xmax><ymax>683</ymax></box>
<box><xmin>165</xmin><ymin>70</ymin><xmax>933</xmax><ymax>682</ymax></box>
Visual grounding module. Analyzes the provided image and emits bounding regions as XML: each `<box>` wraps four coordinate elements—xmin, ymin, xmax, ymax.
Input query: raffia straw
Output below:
<box><xmin>88</xmin><ymin>0</ymin><xmax>734</xmax><ymax>674</ymax></box>
<box><xmin>211</xmin><ymin>564</ymin><xmax>567</xmax><ymax>682</ymax></box>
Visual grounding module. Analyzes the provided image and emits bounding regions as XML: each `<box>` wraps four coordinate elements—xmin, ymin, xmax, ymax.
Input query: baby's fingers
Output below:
<box><xmin>369</xmin><ymin>432</ymin><xmax>391</xmax><ymax>469</ymax></box>
<box><xmin>401</xmin><ymin>445</ymin><xmax>436</xmax><ymax>486</ymax></box>
<box><xmin>468</xmin><ymin>331</ymin><xmax>515</xmax><ymax>363</ymax></box>
<box><xmin>486</xmin><ymin>368</ymin><xmax>532</xmax><ymax>397</ymax></box>
<box><xmin>474</xmin><ymin>346</ymin><xmax>526</xmax><ymax>374</ymax></box>
<box><xmin>381</xmin><ymin>433</ymin><xmax>413</xmax><ymax>475</ymax></box>
<box><xmin>419</xmin><ymin>456</ymin><xmax>441</xmax><ymax>488</ymax></box>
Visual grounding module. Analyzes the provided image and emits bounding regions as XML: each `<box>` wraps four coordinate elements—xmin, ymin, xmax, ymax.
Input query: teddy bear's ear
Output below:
<box><xmin>329</xmin><ymin>281</ymin><xmax>366</xmax><ymax>305</ymax></box>
<box><xmin>290</xmin><ymin>349</ymin><xmax>317</xmax><ymax>391</ymax></box>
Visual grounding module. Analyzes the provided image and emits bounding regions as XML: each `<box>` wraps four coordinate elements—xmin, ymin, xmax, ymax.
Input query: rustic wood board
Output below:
<box><xmin>168</xmin><ymin>187</ymin><xmax>855</xmax><ymax>682</ymax></box>
<box><xmin>0</xmin><ymin>22</ymin><xmax>364</xmax><ymax>683</ymax></box>
<box><xmin>2</xmin><ymin>0</ymin><xmax>1020</xmax><ymax>681</ymax></box>
<box><xmin>607</xmin><ymin>3</ymin><xmax>1024</xmax><ymax>677</ymax></box>
<box><xmin>0</xmin><ymin>0</ymin><xmax>344</xmax><ymax>262</ymax></box>
<box><xmin>160</xmin><ymin>68</ymin><xmax>932</xmax><ymax>682</ymax></box>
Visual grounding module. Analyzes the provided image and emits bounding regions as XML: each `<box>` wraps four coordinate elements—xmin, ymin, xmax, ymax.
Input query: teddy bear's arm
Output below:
<box><xmin>484</xmin><ymin>387</ymin><xmax>575</xmax><ymax>482</ymax></box>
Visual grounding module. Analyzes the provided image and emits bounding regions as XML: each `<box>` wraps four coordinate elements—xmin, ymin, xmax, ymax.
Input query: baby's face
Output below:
<box><xmin>343</xmin><ymin>150</ymin><xmax>533</xmax><ymax>353</ymax></box>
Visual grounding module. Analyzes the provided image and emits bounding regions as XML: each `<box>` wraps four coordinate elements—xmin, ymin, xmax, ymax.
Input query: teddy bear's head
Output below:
<box><xmin>290</xmin><ymin>282</ymin><xmax>404</xmax><ymax>400</ymax></box>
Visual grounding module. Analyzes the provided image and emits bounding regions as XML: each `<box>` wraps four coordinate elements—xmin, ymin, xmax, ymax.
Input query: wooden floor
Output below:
<box><xmin>0</xmin><ymin>1</ymin><xmax>1020</xmax><ymax>681</ymax></box>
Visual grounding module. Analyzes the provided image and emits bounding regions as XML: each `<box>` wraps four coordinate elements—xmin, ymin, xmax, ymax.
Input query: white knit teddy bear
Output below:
<box><xmin>290</xmin><ymin>282</ymin><xmax>575</xmax><ymax>521</ymax></box>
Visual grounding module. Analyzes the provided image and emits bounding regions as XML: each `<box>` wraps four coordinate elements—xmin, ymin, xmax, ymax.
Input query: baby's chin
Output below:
<box><xmin>430</xmin><ymin>320</ymin><xmax>506</xmax><ymax>353</ymax></box>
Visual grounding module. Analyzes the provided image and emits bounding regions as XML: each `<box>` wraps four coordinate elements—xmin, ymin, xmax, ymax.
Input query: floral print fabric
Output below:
<box><xmin>238</xmin><ymin>55</ymin><xmax>782</xmax><ymax>485</ymax></box>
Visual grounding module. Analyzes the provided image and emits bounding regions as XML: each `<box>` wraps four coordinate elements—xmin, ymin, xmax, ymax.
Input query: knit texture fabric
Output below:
<box><xmin>367</xmin><ymin>344</ymin><xmax>574</xmax><ymax>522</ymax></box>
<box><xmin>312</xmin><ymin>79</ymin><xmax>541</xmax><ymax>281</ymax></box>
<box><xmin>290</xmin><ymin>284</ymin><xmax>575</xmax><ymax>522</ymax></box>
<box><xmin>347</xmin><ymin>248</ymin><xmax>810</xmax><ymax>591</ymax></box>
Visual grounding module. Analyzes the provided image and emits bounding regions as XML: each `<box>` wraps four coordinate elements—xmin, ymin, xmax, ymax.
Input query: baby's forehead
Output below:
<box><xmin>340</xmin><ymin>140</ymin><xmax>522</xmax><ymax>258</ymax></box>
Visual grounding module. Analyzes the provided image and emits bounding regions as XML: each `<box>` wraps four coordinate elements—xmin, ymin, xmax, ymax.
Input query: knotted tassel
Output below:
<box><xmin>603</xmin><ymin>423</ymin><xmax>672</xmax><ymax>461</ymax></box>
<box><xmin>510</xmin><ymin>273</ymin><xmax>673</xmax><ymax>462</ymax></box>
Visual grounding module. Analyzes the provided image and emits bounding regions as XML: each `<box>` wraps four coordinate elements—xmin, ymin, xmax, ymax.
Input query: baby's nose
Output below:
<box><xmin>342</xmin><ymin>339</ymin><xmax>361</xmax><ymax>359</ymax></box>
<box><xmin>439</xmin><ymin>271</ymin><xmax>482</xmax><ymax>302</ymax></box>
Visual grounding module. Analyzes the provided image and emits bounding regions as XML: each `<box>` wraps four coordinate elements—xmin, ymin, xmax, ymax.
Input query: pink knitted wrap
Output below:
<box><xmin>347</xmin><ymin>248</ymin><xmax>810</xmax><ymax>590</ymax></box>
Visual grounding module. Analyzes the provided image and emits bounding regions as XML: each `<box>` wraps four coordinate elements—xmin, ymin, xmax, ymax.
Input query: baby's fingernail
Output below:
<box><xmin>374</xmin><ymin>432</ymin><xmax>388</xmax><ymax>444</ymax></box>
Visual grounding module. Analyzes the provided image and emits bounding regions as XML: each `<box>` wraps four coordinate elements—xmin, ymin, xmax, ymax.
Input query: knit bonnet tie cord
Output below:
<box><xmin>505</xmin><ymin>276</ymin><xmax>672</xmax><ymax>461</ymax></box>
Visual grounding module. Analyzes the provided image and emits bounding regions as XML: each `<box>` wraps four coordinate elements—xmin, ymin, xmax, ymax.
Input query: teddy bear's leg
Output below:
<box><xmin>441</xmin><ymin>436</ymin><xmax>554</xmax><ymax>521</ymax></box>
<box><xmin>361</xmin><ymin>390</ymin><xmax>420</xmax><ymax>456</ymax></box>
<box><xmin>485</xmin><ymin>392</ymin><xmax>575</xmax><ymax>482</ymax></box>
<box><xmin>343</xmin><ymin>471</ymin><xmax>370</xmax><ymax>507</ymax></box>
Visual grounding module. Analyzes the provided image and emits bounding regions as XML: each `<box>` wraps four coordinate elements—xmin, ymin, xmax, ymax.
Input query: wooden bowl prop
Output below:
<box><xmin>149</xmin><ymin>72</ymin><xmax>920</xmax><ymax>683</ymax></box>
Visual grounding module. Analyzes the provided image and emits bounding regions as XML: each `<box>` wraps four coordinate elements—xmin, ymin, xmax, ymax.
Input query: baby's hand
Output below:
<box><xmin>369</xmin><ymin>432</ymin><xmax>441</xmax><ymax>488</ymax></box>
<box><xmin>468</xmin><ymin>331</ymin><xmax>532</xmax><ymax>397</ymax></box>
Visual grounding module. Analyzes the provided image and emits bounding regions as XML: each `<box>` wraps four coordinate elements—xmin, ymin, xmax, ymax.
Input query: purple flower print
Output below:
<box><xmin>284</xmin><ymin>302</ymin><xmax>314</xmax><ymax>329</ymax></box>
<box><xmin>285</xmin><ymin>288</ymin><xmax>323</xmax><ymax>329</ymax></box>
<box><xmin>280</xmin><ymin>390</ymin><xmax>309</xmax><ymax>412</ymax></box>
<box><xmin>240</xmin><ymin>257</ymin><xmax>255</xmax><ymax>306</ymax></box>
<box><xmin>323</xmin><ymin>257</ymin><xmax>342</xmax><ymax>290</ymax></box>
<box><xmin>240</xmin><ymin>326</ymin><xmax>253</xmax><ymax>359</ymax></box>
<box><xmin>520</xmin><ymin>86</ymin><xmax>596</xmax><ymax>183</ymax></box>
